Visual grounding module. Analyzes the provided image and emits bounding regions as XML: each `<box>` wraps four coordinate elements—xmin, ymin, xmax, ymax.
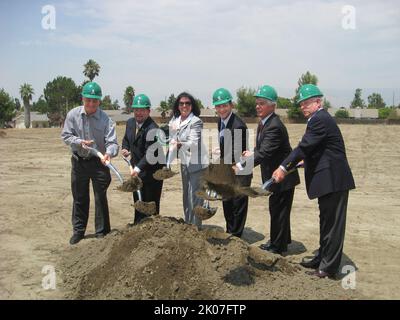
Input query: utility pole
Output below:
<box><xmin>393</xmin><ymin>90</ymin><xmax>395</xmax><ymax>108</ymax></box>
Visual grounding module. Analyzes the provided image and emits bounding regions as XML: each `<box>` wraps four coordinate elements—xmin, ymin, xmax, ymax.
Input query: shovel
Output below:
<box><xmin>84</xmin><ymin>146</ymin><xmax>124</xmax><ymax>184</ymax></box>
<box><xmin>121</xmin><ymin>154</ymin><xmax>157</xmax><ymax>216</ymax></box>
<box><xmin>238</xmin><ymin>164</ymin><xmax>302</xmax><ymax>198</ymax></box>
<box><xmin>194</xmin><ymin>189</ymin><xmax>218</xmax><ymax>221</ymax></box>
<box><xmin>153</xmin><ymin>147</ymin><xmax>177</xmax><ymax>180</ymax></box>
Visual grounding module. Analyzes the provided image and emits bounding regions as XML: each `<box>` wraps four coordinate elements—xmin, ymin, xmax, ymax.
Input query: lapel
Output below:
<box><xmin>179</xmin><ymin>113</ymin><xmax>194</xmax><ymax>132</ymax></box>
<box><xmin>226</xmin><ymin>112</ymin><xmax>235</xmax><ymax>131</ymax></box>
<box><xmin>133</xmin><ymin>117</ymin><xmax>151</xmax><ymax>144</ymax></box>
<box><xmin>257</xmin><ymin>113</ymin><xmax>275</xmax><ymax>148</ymax></box>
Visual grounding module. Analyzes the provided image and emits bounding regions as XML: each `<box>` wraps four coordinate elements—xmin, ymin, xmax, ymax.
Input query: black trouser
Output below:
<box><xmin>71</xmin><ymin>156</ymin><xmax>111</xmax><ymax>236</ymax></box>
<box><xmin>317</xmin><ymin>190</ymin><xmax>349</xmax><ymax>274</ymax></box>
<box><xmin>268</xmin><ymin>188</ymin><xmax>295</xmax><ymax>252</ymax></box>
<box><xmin>132</xmin><ymin>175</ymin><xmax>163</xmax><ymax>224</ymax></box>
<box><xmin>222</xmin><ymin>175</ymin><xmax>252</xmax><ymax>238</ymax></box>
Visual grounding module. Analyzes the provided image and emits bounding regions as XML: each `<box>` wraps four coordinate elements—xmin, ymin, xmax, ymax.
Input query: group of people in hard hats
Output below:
<box><xmin>61</xmin><ymin>81</ymin><xmax>355</xmax><ymax>279</ymax></box>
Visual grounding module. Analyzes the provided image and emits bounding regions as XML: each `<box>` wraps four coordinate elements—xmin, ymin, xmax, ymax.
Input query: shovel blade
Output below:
<box><xmin>153</xmin><ymin>167</ymin><xmax>176</xmax><ymax>180</ymax></box>
<box><xmin>193</xmin><ymin>206</ymin><xmax>218</xmax><ymax>221</ymax></box>
<box><xmin>134</xmin><ymin>201</ymin><xmax>157</xmax><ymax>216</ymax></box>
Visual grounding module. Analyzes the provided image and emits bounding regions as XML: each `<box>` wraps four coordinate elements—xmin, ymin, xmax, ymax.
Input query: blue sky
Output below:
<box><xmin>1</xmin><ymin>0</ymin><xmax>399</xmax><ymax>108</ymax></box>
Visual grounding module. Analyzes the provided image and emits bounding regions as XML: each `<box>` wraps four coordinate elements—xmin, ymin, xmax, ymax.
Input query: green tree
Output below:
<box><xmin>83</xmin><ymin>59</ymin><xmax>100</xmax><ymax>81</ymax></box>
<box><xmin>196</xmin><ymin>98</ymin><xmax>204</xmax><ymax>109</ymax></box>
<box><xmin>323</xmin><ymin>98</ymin><xmax>332</xmax><ymax>109</ymax></box>
<box><xmin>157</xmin><ymin>100</ymin><xmax>171</xmax><ymax>119</ymax></box>
<box><xmin>378</xmin><ymin>107</ymin><xmax>391</xmax><ymax>119</ymax></box>
<box><xmin>44</xmin><ymin>76</ymin><xmax>81</xmax><ymax>126</ymax></box>
<box><xmin>335</xmin><ymin>109</ymin><xmax>349</xmax><ymax>118</ymax></box>
<box><xmin>288</xmin><ymin>71</ymin><xmax>318</xmax><ymax>119</ymax></box>
<box><xmin>296</xmin><ymin>71</ymin><xmax>318</xmax><ymax>94</ymax></box>
<box><xmin>236</xmin><ymin>87</ymin><xmax>256</xmax><ymax>117</ymax></box>
<box><xmin>19</xmin><ymin>83</ymin><xmax>34</xmax><ymax>128</ymax></box>
<box><xmin>277</xmin><ymin>97</ymin><xmax>293</xmax><ymax>109</ymax></box>
<box><xmin>32</xmin><ymin>95</ymin><xmax>49</xmax><ymax>114</ymax></box>
<box><xmin>112</xmin><ymin>99</ymin><xmax>120</xmax><ymax>110</ymax></box>
<box><xmin>350</xmin><ymin>88</ymin><xmax>366</xmax><ymax>109</ymax></box>
<box><xmin>101</xmin><ymin>95</ymin><xmax>113</xmax><ymax>110</ymax></box>
<box><xmin>167</xmin><ymin>94</ymin><xmax>176</xmax><ymax>111</ymax></box>
<box><xmin>123</xmin><ymin>86</ymin><xmax>135</xmax><ymax>113</ymax></box>
<box><xmin>0</xmin><ymin>89</ymin><xmax>16</xmax><ymax>127</ymax></box>
<box><xmin>367</xmin><ymin>93</ymin><xmax>386</xmax><ymax>109</ymax></box>
<box><xmin>14</xmin><ymin>98</ymin><xmax>21</xmax><ymax>111</ymax></box>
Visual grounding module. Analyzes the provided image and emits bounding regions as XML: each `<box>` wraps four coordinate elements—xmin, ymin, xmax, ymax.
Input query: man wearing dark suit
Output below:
<box><xmin>273</xmin><ymin>84</ymin><xmax>355</xmax><ymax>278</ymax></box>
<box><xmin>121</xmin><ymin>94</ymin><xmax>164</xmax><ymax>224</ymax></box>
<box><xmin>212</xmin><ymin>88</ymin><xmax>252</xmax><ymax>238</ymax></box>
<box><xmin>240</xmin><ymin>85</ymin><xmax>300</xmax><ymax>254</ymax></box>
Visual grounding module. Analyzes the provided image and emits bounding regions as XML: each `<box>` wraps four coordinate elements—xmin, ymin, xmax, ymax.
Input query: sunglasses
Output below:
<box><xmin>179</xmin><ymin>101</ymin><xmax>192</xmax><ymax>106</ymax></box>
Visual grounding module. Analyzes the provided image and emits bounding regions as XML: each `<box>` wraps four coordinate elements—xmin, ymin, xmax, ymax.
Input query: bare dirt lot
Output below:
<box><xmin>0</xmin><ymin>123</ymin><xmax>399</xmax><ymax>299</ymax></box>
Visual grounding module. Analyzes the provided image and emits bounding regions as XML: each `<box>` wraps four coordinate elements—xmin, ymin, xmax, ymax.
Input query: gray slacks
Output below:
<box><xmin>180</xmin><ymin>165</ymin><xmax>204</xmax><ymax>227</ymax></box>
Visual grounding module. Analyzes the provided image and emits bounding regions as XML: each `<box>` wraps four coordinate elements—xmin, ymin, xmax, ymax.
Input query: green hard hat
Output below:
<box><xmin>212</xmin><ymin>88</ymin><xmax>233</xmax><ymax>106</ymax></box>
<box><xmin>132</xmin><ymin>94</ymin><xmax>151</xmax><ymax>108</ymax></box>
<box><xmin>297</xmin><ymin>84</ymin><xmax>323</xmax><ymax>103</ymax></box>
<box><xmin>254</xmin><ymin>85</ymin><xmax>278</xmax><ymax>102</ymax></box>
<box><xmin>82</xmin><ymin>82</ymin><xmax>102</xmax><ymax>100</ymax></box>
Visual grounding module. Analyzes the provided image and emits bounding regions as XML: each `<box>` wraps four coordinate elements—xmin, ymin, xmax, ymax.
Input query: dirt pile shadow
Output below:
<box><xmin>59</xmin><ymin>216</ymin><xmax>360</xmax><ymax>300</ymax></box>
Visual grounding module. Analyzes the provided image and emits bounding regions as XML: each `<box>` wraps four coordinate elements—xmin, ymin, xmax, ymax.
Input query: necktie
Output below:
<box><xmin>257</xmin><ymin>121</ymin><xmax>263</xmax><ymax>143</ymax></box>
<box><xmin>135</xmin><ymin>123</ymin><xmax>140</xmax><ymax>137</ymax></box>
<box><xmin>220</xmin><ymin>121</ymin><xmax>225</xmax><ymax>146</ymax></box>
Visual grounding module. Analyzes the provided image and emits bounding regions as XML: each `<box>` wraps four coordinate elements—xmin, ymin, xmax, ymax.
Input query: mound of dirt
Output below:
<box><xmin>59</xmin><ymin>216</ymin><xmax>359</xmax><ymax>300</ymax></box>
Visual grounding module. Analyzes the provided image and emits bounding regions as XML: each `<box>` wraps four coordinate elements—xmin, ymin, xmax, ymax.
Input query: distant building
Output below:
<box><xmin>12</xmin><ymin>112</ymin><xmax>50</xmax><ymax>128</ymax></box>
<box><xmin>327</xmin><ymin>108</ymin><xmax>379</xmax><ymax>119</ymax></box>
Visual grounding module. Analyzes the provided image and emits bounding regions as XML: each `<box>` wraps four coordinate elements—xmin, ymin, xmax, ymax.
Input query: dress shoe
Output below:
<box><xmin>259</xmin><ymin>243</ymin><xmax>272</xmax><ymax>250</ymax></box>
<box><xmin>306</xmin><ymin>270</ymin><xmax>335</xmax><ymax>279</ymax></box>
<box><xmin>300</xmin><ymin>257</ymin><xmax>321</xmax><ymax>269</ymax></box>
<box><xmin>96</xmin><ymin>233</ymin><xmax>105</xmax><ymax>239</ymax></box>
<box><xmin>69</xmin><ymin>234</ymin><xmax>84</xmax><ymax>245</ymax></box>
<box><xmin>259</xmin><ymin>243</ymin><xmax>284</xmax><ymax>255</ymax></box>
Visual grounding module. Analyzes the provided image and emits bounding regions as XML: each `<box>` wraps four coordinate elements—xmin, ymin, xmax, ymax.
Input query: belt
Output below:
<box><xmin>72</xmin><ymin>152</ymin><xmax>96</xmax><ymax>161</ymax></box>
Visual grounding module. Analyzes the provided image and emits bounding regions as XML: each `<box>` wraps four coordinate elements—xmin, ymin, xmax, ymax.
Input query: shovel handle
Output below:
<box><xmin>122</xmin><ymin>155</ymin><xmax>135</xmax><ymax>175</ymax></box>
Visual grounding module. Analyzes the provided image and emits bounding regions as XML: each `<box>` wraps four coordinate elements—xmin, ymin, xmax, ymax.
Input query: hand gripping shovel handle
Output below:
<box><xmin>84</xmin><ymin>146</ymin><xmax>124</xmax><ymax>184</ymax></box>
<box><xmin>261</xmin><ymin>163</ymin><xmax>302</xmax><ymax>190</ymax></box>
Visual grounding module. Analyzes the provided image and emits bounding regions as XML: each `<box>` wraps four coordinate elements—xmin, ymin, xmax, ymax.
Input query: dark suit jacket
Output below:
<box><xmin>219</xmin><ymin>112</ymin><xmax>252</xmax><ymax>181</ymax></box>
<box><xmin>122</xmin><ymin>116</ymin><xmax>164</xmax><ymax>180</ymax></box>
<box><xmin>253</xmin><ymin>113</ymin><xmax>300</xmax><ymax>193</ymax></box>
<box><xmin>281</xmin><ymin>109</ymin><xmax>355</xmax><ymax>199</ymax></box>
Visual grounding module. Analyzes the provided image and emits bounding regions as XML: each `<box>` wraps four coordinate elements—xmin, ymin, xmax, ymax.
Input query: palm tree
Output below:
<box><xmin>19</xmin><ymin>83</ymin><xmax>34</xmax><ymax>128</ymax></box>
<box><xmin>83</xmin><ymin>59</ymin><xmax>100</xmax><ymax>81</ymax></box>
<box><xmin>157</xmin><ymin>101</ymin><xmax>171</xmax><ymax>119</ymax></box>
<box><xmin>123</xmin><ymin>86</ymin><xmax>135</xmax><ymax>113</ymax></box>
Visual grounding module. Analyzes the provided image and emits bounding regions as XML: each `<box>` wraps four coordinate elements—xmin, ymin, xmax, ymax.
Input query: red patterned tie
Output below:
<box><xmin>257</xmin><ymin>121</ymin><xmax>263</xmax><ymax>143</ymax></box>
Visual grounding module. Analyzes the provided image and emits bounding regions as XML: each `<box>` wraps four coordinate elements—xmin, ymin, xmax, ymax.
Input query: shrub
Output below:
<box><xmin>378</xmin><ymin>108</ymin><xmax>391</xmax><ymax>119</ymax></box>
<box><xmin>335</xmin><ymin>109</ymin><xmax>349</xmax><ymax>118</ymax></box>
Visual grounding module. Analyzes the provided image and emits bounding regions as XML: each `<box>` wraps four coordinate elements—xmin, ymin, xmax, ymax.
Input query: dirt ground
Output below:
<box><xmin>0</xmin><ymin>123</ymin><xmax>399</xmax><ymax>299</ymax></box>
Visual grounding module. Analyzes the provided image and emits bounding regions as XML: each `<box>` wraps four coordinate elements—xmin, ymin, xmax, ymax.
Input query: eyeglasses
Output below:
<box><xmin>179</xmin><ymin>101</ymin><xmax>192</xmax><ymax>106</ymax></box>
